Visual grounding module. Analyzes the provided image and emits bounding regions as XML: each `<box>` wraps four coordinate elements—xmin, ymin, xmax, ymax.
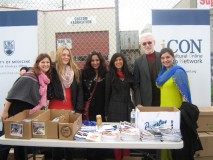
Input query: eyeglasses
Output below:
<box><xmin>142</xmin><ymin>41</ymin><xmax>152</xmax><ymax>46</ymax></box>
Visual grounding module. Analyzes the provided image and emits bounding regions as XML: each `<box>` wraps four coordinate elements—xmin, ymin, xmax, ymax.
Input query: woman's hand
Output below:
<box><xmin>136</xmin><ymin>104</ymin><xmax>143</xmax><ymax>108</ymax></box>
<box><xmin>1</xmin><ymin>101</ymin><xmax>12</xmax><ymax>120</ymax></box>
<box><xmin>1</xmin><ymin>110</ymin><xmax>9</xmax><ymax>120</ymax></box>
<box><xmin>182</xmin><ymin>97</ymin><xmax>186</xmax><ymax>102</ymax></box>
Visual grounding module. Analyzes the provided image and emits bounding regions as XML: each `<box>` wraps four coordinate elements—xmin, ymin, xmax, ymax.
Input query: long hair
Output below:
<box><xmin>55</xmin><ymin>46</ymin><xmax>80</xmax><ymax>83</ymax></box>
<box><xmin>33</xmin><ymin>53</ymin><xmax>52</xmax><ymax>79</ymax></box>
<box><xmin>83</xmin><ymin>51</ymin><xmax>107</xmax><ymax>79</ymax></box>
<box><xmin>109</xmin><ymin>53</ymin><xmax>131</xmax><ymax>82</ymax></box>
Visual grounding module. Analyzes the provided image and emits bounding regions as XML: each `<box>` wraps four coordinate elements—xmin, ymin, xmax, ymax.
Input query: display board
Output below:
<box><xmin>0</xmin><ymin>10</ymin><xmax>38</xmax><ymax>130</ymax></box>
<box><xmin>152</xmin><ymin>9</ymin><xmax>211</xmax><ymax>107</ymax></box>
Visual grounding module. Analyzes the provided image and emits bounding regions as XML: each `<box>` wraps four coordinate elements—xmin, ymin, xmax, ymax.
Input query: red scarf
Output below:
<box><xmin>117</xmin><ymin>71</ymin><xmax>125</xmax><ymax>78</ymax></box>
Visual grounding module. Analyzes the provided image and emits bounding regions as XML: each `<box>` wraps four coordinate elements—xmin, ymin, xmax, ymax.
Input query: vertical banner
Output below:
<box><xmin>152</xmin><ymin>9</ymin><xmax>210</xmax><ymax>107</ymax></box>
<box><xmin>0</xmin><ymin>11</ymin><xmax>38</xmax><ymax>128</ymax></box>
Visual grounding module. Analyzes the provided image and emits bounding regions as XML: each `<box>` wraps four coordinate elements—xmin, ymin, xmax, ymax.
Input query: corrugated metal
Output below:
<box><xmin>120</xmin><ymin>31</ymin><xmax>139</xmax><ymax>50</ymax></box>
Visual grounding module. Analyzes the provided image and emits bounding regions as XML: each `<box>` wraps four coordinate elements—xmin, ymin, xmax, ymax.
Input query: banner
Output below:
<box><xmin>152</xmin><ymin>9</ymin><xmax>210</xmax><ymax>107</ymax></box>
<box><xmin>197</xmin><ymin>0</ymin><xmax>213</xmax><ymax>9</ymax></box>
<box><xmin>0</xmin><ymin>10</ymin><xmax>38</xmax><ymax>129</ymax></box>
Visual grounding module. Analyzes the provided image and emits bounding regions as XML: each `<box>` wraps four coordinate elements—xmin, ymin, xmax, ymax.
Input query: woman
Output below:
<box><xmin>0</xmin><ymin>53</ymin><xmax>52</xmax><ymax>160</ymax></box>
<box><xmin>105</xmin><ymin>53</ymin><xmax>134</xmax><ymax>122</ymax></box>
<box><xmin>105</xmin><ymin>53</ymin><xmax>134</xmax><ymax>160</ymax></box>
<box><xmin>47</xmin><ymin>46</ymin><xmax>83</xmax><ymax>160</ymax></box>
<box><xmin>82</xmin><ymin>51</ymin><xmax>108</xmax><ymax>160</ymax></box>
<box><xmin>82</xmin><ymin>51</ymin><xmax>108</xmax><ymax>121</ymax></box>
<box><xmin>47</xmin><ymin>46</ymin><xmax>83</xmax><ymax>112</ymax></box>
<box><xmin>156</xmin><ymin>48</ymin><xmax>191</xmax><ymax>160</ymax></box>
<box><xmin>156</xmin><ymin>48</ymin><xmax>191</xmax><ymax>108</ymax></box>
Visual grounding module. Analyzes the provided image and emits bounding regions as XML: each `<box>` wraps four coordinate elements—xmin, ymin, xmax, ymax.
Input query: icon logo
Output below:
<box><xmin>4</xmin><ymin>40</ymin><xmax>15</xmax><ymax>56</ymax></box>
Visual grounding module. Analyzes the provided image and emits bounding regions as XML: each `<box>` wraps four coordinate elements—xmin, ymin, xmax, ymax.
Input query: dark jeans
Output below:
<box><xmin>0</xmin><ymin>130</ymin><xmax>10</xmax><ymax>160</ymax></box>
<box><xmin>0</xmin><ymin>127</ymin><xmax>31</xmax><ymax>160</ymax></box>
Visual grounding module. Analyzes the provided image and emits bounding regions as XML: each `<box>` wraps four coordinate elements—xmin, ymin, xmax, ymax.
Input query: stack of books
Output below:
<box><xmin>102</xmin><ymin>130</ymin><xmax>120</xmax><ymax>142</ymax></box>
<box><xmin>86</xmin><ymin>132</ymin><xmax>102</xmax><ymax>142</ymax></box>
<box><xmin>160</xmin><ymin>129</ymin><xmax>182</xmax><ymax>142</ymax></box>
<box><xmin>74</xmin><ymin>130</ymin><xmax>88</xmax><ymax>141</ymax></box>
<box><xmin>120</xmin><ymin>127</ymin><xmax>141</xmax><ymax>141</ymax></box>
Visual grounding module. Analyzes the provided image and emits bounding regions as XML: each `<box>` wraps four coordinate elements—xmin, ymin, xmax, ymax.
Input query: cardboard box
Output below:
<box><xmin>28</xmin><ymin>154</ymin><xmax>45</xmax><ymax>160</ymax></box>
<box><xmin>194</xmin><ymin>157</ymin><xmax>213</xmax><ymax>160</ymax></box>
<box><xmin>136</xmin><ymin>106</ymin><xmax>180</xmax><ymax>131</ymax></box>
<box><xmin>59</xmin><ymin>112</ymin><xmax>82</xmax><ymax>140</ymax></box>
<box><xmin>4</xmin><ymin>110</ymin><xmax>44</xmax><ymax>139</ymax></box>
<box><xmin>197</xmin><ymin>107</ymin><xmax>213</xmax><ymax>132</ymax></box>
<box><xmin>32</xmin><ymin>109</ymin><xmax>69</xmax><ymax>139</ymax></box>
<box><xmin>123</xmin><ymin>156</ymin><xmax>142</xmax><ymax>160</ymax></box>
<box><xmin>194</xmin><ymin>132</ymin><xmax>213</xmax><ymax>157</ymax></box>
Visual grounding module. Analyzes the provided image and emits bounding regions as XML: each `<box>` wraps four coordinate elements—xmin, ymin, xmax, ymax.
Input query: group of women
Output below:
<box><xmin>0</xmin><ymin>45</ymin><xmax>191</xmax><ymax>160</ymax></box>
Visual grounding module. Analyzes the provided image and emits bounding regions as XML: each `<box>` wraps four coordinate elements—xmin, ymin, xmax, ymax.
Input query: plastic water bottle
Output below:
<box><xmin>130</xmin><ymin>109</ymin><xmax>135</xmax><ymax>124</ymax></box>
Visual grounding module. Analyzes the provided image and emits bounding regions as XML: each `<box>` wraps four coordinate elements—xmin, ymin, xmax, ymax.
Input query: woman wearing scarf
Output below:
<box><xmin>105</xmin><ymin>53</ymin><xmax>134</xmax><ymax>160</ymax></box>
<box><xmin>1</xmin><ymin>53</ymin><xmax>52</xmax><ymax>160</ymax></box>
<box><xmin>47</xmin><ymin>46</ymin><xmax>83</xmax><ymax>112</ymax></box>
<box><xmin>156</xmin><ymin>48</ymin><xmax>191</xmax><ymax>160</ymax></box>
<box><xmin>47</xmin><ymin>46</ymin><xmax>83</xmax><ymax>160</ymax></box>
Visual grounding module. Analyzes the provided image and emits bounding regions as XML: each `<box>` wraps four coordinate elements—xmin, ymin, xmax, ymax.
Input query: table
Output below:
<box><xmin>0</xmin><ymin>135</ymin><xmax>183</xmax><ymax>149</ymax></box>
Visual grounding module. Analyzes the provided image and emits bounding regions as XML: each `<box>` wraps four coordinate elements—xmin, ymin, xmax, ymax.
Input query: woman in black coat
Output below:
<box><xmin>82</xmin><ymin>51</ymin><xmax>109</xmax><ymax>160</ymax></box>
<box><xmin>105</xmin><ymin>53</ymin><xmax>134</xmax><ymax>160</ymax></box>
<box><xmin>105</xmin><ymin>53</ymin><xmax>134</xmax><ymax>122</ymax></box>
<box><xmin>82</xmin><ymin>51</ymin><xmax>108</xmax><ymax>121</ymax></box>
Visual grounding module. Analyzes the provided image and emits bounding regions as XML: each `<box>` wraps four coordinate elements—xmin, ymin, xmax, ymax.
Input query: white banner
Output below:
<box><xmin>0</xmin><ymin>11</ymin><xmax>38</xmax><ymax>129</ymax></box>
<box><xmin>152</xmin><ymin>9</ymin><xmax>211</xmax><ymax>107</ymax></box>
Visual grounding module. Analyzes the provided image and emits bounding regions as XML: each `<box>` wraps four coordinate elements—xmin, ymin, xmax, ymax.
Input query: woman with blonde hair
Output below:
<box><xmin>48</xmin><ymin>46</ymin><xmax>83</xmax><ymax>112</ymax></box>
<box><xmin>47</xmin><ymin>46</ymin><xmax>83</xmax><ymax>160</ymax></box>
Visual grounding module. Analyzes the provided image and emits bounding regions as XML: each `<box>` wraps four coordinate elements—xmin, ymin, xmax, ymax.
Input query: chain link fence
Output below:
<box><xmin>0</xmin><ymin>0</ymin><xmax>181</xmax><ymax>70</ymax></box>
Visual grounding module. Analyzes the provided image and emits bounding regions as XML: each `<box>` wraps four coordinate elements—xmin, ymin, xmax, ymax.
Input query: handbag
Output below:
<box><xmin>83</xmin><ymin>79</ymin><xmax>99</xmax><ymax>120</ymax></box>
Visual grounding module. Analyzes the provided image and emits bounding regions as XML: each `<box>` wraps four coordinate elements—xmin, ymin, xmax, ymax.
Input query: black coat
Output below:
<box><xmin>47</xmin><ymin>67</ymin><xmax>84</xmax><ymax>113</ymax></box>
<box><xmin>82</xmin><ymin>75</ymin><xmax>106</xmax><ymax>121</ymax></box>
<box><xmin>105</xmin><ymin>73</ymin><xmax>134</xmax><ymax>122</ymax></box>
<box><xmin>172</xmin><ymin>102</ymin><xmax>203</xmax><ymax>160</ymax></box>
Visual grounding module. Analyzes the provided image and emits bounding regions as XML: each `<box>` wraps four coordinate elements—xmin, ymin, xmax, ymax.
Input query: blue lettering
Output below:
<box><xmin>179</xmin><ymin>40</ymin><xmax>190</xmax><ymax>53</ymax></box>
<box><xmin>167</xmin><ymin>39</ymin><xmax>202</xmax><ymax>54</ymax></box>
<box><xmin>167</xmin><ymin>40</ymin><xmax>178</xmax><ymax>53</ymax></box>
<box><xmin>191</xmin><ymin>39</ymin><xmax>202</xmax><ymax>53</ymax></box>
<box><xmin>144</xmin><ymin>122</ymin><xmax>150</xmax><ymax>130</ymax></box>
<box><xmin>144</xmin><ymin>120</ymin><xmax>167</xmax><ymax>130</ymax></box>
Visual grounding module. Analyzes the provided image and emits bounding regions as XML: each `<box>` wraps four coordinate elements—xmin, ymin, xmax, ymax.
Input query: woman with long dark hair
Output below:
<box><xmin>156</xmin><ymin>48</ymin><xmax>192</xmax><ymax>160</ymax></box>
<box><xmin>82</xmin><ymin>50</ymin><xmax>108</xmax><ymax>121</ymax></box>
<box><xmin>105</xmin><ymin>53</ymin><xmax>134</xmax><ymax>122</ymax></box>
<box><xmin>105</xmin><ymin>53</ymin><xmax>134</xmax><ymax>160</ymax></box>
<box><xmin>82</xmin><ymin>51</ymin><xmax>109</xmax><ymax>160</ymax></box>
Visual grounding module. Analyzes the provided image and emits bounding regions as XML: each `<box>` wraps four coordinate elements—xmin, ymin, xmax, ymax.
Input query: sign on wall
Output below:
<box><xmin>197</xmin><ymin>0</ymin><xmax>213</xmax><ymax>9</ymax></box>
<box><xmin>0</xmin><ymin>10</ymin><xmax>38</xmax><ymax>129</ymax></box>
<box><xmin>66</xmin><ymin>16</ymin><xmax>97</xmax><ymax>25</ymax></box>
<box><xmin>56</xmin><ymin>38</ymin><xmax>72</xmax><ymax>49</ymax></box>
<box><xmin>152</xmin><ymin>9</ymin><xmax>210</xmax><ymax>107</ymax></box>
